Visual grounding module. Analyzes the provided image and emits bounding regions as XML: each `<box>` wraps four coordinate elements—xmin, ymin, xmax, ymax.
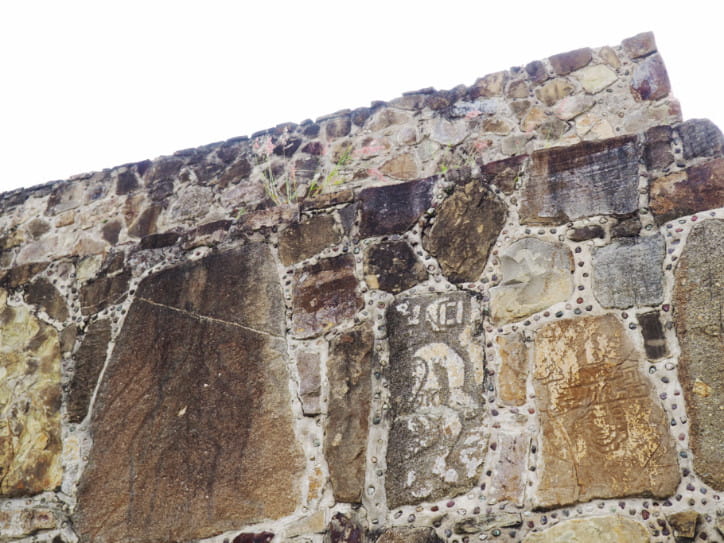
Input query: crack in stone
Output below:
<box><xmin>137</xmin><ymin>297</ymin><xmax>284</xmax><ymax>340</ymax></box>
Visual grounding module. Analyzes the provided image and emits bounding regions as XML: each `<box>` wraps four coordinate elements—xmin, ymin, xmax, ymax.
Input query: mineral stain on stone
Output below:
<box><xmin>74</xmin><ymin>245</ymin><xmax>305</xmax><ymax>543</ymax></box>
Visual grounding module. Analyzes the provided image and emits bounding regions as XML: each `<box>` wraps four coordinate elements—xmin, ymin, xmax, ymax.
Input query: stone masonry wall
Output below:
<box><xmin>0</xmin><ymin>32</ymin><xmax>722</xmax><ymax>543</ymax></box>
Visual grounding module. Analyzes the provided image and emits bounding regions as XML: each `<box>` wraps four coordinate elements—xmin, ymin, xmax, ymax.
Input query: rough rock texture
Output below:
<box><xmin>0</xmin><ymin>291</ymin><xmax>62</xmax><ymax>497</ymax></box>
<box><xmin>592</xmin><ymin>235</ymin><xmax>665</xmax><ymax>308</ymax></box>
<box><xmin>532</xmin><ymin>315</ymin><xmax>679</xmax><ymax>507</ymax></box>
<box><xmin>496</xmin><ymin>333</ymin><xmax>529</xmax><ymax>406</ymax></box>
<box><xmin>490</xmin><ymin>238</ymin><xmax>573</xmax><ymax>323</ymax></box>
<box><xmin>523</xmin><ymin>516</ymin><xmax>649</xmax><ymax>543</ymax></box>
<box><xmin>0</xmin><ymin>509</ymin><xmax>57</xmax><ymax>541</ymax></box>
<box><xmin>678</xmin><ymin>119</ymin><xmax>724</xmax><ymax>159</ymax></box>
<box><xmin>673</xmin><ymin>220</ymin><xmax>724</xmax><ymax>490</ymax></box>
<box><xmin>423</xmin><ymin>182</ymin><xmax>506</xmax><ymax>283</ymax></box>
<box><xmin>278</xmin><ymin>214</ymin><xmax>342</xmax><ymax>265</ymax></box>
<box><xmin>386</xmin><ymin>292</ymin><xmax>486</xmax><ymax>507</ymax></box>
<box><xmin>631</xmin><ymin>54</ymin><xmax>671</xmax><ymax>101</ymax></box>
<box><xmin>67</xmin><ymin>318</ymin><xmax>111</xmax><ymax>423</ymax></box>
<box><xmin>79</xmin><ymin>268</ymin><xmax>131</xmax><ymax>315</ymax></box>
<box><xmin>488</xmin><ymin>431</ymin><xmax>530</xmax><ymax>505</ymax></box>
<box><xmin>25</xmin><ymin>278</ymin><xmax>68</xmax><ymax>321</ymax></box>
<box><xmin>296</xmin><ymin>351</ymin><xmax>322</xmax><ymax>416</ymax></box>
<box><xmin>376</xmin><ymin>528</ymin><xmax>444</xmax><ymax>543</ymax></box>
<box><xmin>667</xmin><ymin>510</ymin><xmax>700</xmax><ymax>539</ymax></box>
<box><xmin>637</xmin><ymin>311</ymin><xmax>668</xmax><ymax>360</ymax></box>
<box><xmin>650</xmin><ymin>158</ymin><xmax>724</xmax><ymax>224</ymax></box>
<box><xmin>520</xmin><ymin>137</ymin><xmax>640</xmax><ymax>224</ymax></box>
<box><xmin>292</xmin><ymin>254</ymin><xmax>363</xmax><ymax>338</ymax></box>
<box><xmin>364</xmin><ymin>241</ymin><xmax>427</xmax><ymax>294</ymax></box>
<box><xmin>358</xmin><ymin>178</ymin><xmax>434</xmax><ymax>238</ymax></box>
<box><xmin>324</xmin><ymin>325</ymin><xmax>373</xmax><ymax>503</ymax></box>
<box><xmin>74</xmin><ymin>245</ymin><xmax>305</xmax><ymax>543</ymax></box>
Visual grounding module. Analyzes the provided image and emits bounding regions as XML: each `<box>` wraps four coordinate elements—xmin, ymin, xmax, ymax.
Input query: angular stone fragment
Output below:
<box><xmin>567</xmin><ymin>224</ymin><xmax>604</xmax><ymax>241</ymax></box>
<box><xmin>74</xmin><ymin>245</ymin><xmax>305</xmax><ymax>543</ymax></box>
<box><xmin>631</xmin><ymin>53</ymin><xmax>670</xmax><ymax>101</ymax></box>
<box><xmin>377</xmin><ymin>528</ymin><xmax>444</xmax><ymax>543</ymax></box>
<box><xmin>592</xmin><ymin>235</ymin><xmax>665</xmax><ymax>308</ymax></box>
<box><xmin>622</xmin><ymin>32</ymin><xmax>657</xmax><ymax>59</ymax></box>
<box><xmin>430</xmin><ymin>118</ymin><xmax>467</xmax><ymax>145</ymax></box>
<box><xmin>324</xmin><ymin>513</ymin><xmax>365</xmax><ymax>543</ymax></box>
<box><xmin>532</xmin><ymin>315</ymin><xmax>679</xmax><ymax>507</ymax></box>
<box><xmin>469</xmin><ymin>71</ymin><xmax>508</xmax><ymax>98</ymax></box>
<box><xmin>79</xmin><ymin>268</ymin><xmax>131</xmax><ymax>315</ymax></box>
<box><xmin>535</xmin><ymin>78</ymin><xmax>574</xmax><ymax>107</ymax></box>
<box><xmin>232</xmin><ymin>532</ymin><xmax>274</xmax><ymax>543</ymax></box>
<box><xmin>292</xmin><ymin>254</ymin><xmax>362</xmax><ymax>338</ymax></box>
<box><xmin>650</xmin><ymin>159</ymin><xmax>724</xmax><ymax>224</ymax></box>
<box><xmin>611</xmin><ymin>215</ymin><xmax>642</xmax><ymax>238</ymax></box>
<box><xmin>673</xmin><ymin>220</ymin><xmax>724</xmax><ymax>490</ymax></box>
<box><xmin>364</xmin><ymin>241</ymin><xmax>427</xmax><ymax>294</ymax></box>
<box><xmin>296</xmin><ymin>351</ymin><xmax>322</xmax><ymax>416</ymax></box>
<box><xmin>480</xmin><ymin>155</ymin><xmax>527</xmax><ymax>194</ymax></box>
<box><xmin>359</xmin><ymin>178</ymin><xmax>435</xmax><ymax>238</ymax></box>
<box><xmin>496</xmin><ymin>333</ymin><xmax>529</xmax><ymax>406</ymax></box>
<box><xmin>525</xmin><ymin>60</ymin><xmax>547</xmax><ymax>83</ymax></box>
<box><xmin>554</xmin><ymin>94</ymin><xmax>595</xmax><ymax>121</ymax></box>
<box><xmin>490</xmin><ymin>238</ymin><xmax>573</xmax><ymax>324</ymax></box>
<box><xmin>423</xmin><ymin>182</ymin><xmax>505</xmax><ymax>283</ymax></box>
<box><xmin>644</xmin><ymin>125</ymin><xmax>673</xmax><ymax>170</ymax></box>
<box><xmin>520</xmin><ymin>136</ymin><xmax>639</xmax><ymax>224</ymax></box>
<box><xmin>488</xmin><ymin>431</ymin><xmax>530</xmax><ymax>505</ymax></box>
<box><xmin>67</xmin><ymin>319</ymin><xmax>111</xmax><ymax>424</ymax></box>
<box><xmin>324</xmin><ymin>115</ymin><xmax>352</xmax><ymax>138</ymax></box>
<box><xmin>139</xmin><ymin>232</ymin><xmax>179</xmax><ymax>250</ymax></box>
<box><xmin>25</xmin><ymin>278</ymin><xmax>68</xmax><ymax>321</ymax></box>
<box><xmin>278</xmin><ymin>214</ymin><xmax>342</xmax><ymax>266</ymax></box>
<box><xmin>386</xmin><ymin>292</ymin><xmax>486</xmax><ymax>507</ymax></box>
<box><xmin>454</xmin><ymin>513</ymin><xmax>521</xmax><ymax>535</ymax></box>
<box><xmin>380</xmin><ymin>153</ymin><xmax>419</xmax><ymax>180</ymax></box>
<box><xmin>523</xmin><ymin>516</ymin><xmax>649</xmax><ymax>543</ymax></box>
<box><xmin>574</xmin><ymin>64</ymin><xmax>617</xmax><ymax>94</ymax></box>
<box><xmin>677</xmin><ymin>118</ymin><xmax>724</xmax><ymax>160</ymax></box>
<box><xmin>0</xmin><ymin>509</ymin><xmax>57</xmax><ymax>541</ymax></box>
<box><xmin>325</xmin><ymin>325</ymin><xmax>373</xmax><ymax>502</ymax></box>
<box><xmin>667</xmin><ymin>511</ymin><xmax>699</xmax><ymax>540</ymax></box>
<box><xmin>0</xmin><ymin>263</ymin><xmax>49</xmax><ymax>289</ymax></box>
<box><xmin>0</xmin><ymin>291</ymin><xmax>62</xmax><ymax>496</ymax></box>
<box><xmin>637</xmin><ymin>311</ymin><xmax>668</xmax><ymax>360</ymax></box>
<box><xmin>549</xmin><ymin>47</ymin><xmax>592</xmax><ymax>75</ymax></box>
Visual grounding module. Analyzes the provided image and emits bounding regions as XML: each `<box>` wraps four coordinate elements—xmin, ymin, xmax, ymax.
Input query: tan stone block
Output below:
<box><xmin>497</xmin><ymin>333</ymin><xmax>529</xmax><ymax>406</ymax></box>
<box><xmin>523</xmin><ymin>516</ymin><xmax>649</xmax><ymax>542</ymax></box>
<box><xmin>574</xmin><ymin>64</ymin><xmax>618</xmax><ymax>94</ymax></box>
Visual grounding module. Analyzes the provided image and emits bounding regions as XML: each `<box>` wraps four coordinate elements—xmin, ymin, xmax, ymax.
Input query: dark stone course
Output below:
<box><xmin>0</xmin><ymin>263</ymin><xmax>49</xmax><ymax>289</ymax></box>
<box><xmin>548</xmin><ymin>47</ymin><xmax>592</xmax><ymax>75</ymax></box>
<box><xmin>145</xmin><ymin>157</ymin><xmax>184</xmax><ymax>183</ymax></box>
<box><xmin>324</xmin><ymin>513</ymin><xmax>366</xmax><ymax>543</ymax></box>
<box><xmin>218</xmin><ymin>158</ymin><xmax>252</xmax><ymax>186</ymax></box>
<box><xmin>291</xmin><ymin>254</ymin><xmax>362</xmax><ymax>338</ymax></box>
<box><xmin>26</xmin><ymin>278</ymin><xmax>68</xmax><ymax>321</ymax></box>
<box><xmin>650</xmin><ymin>158</ymin><xmax>724</xmax><ymax>224</ymax></box>
<box><xmin>232</xmin><ymin>533</ymin><xmax>274</xmax><ymax>543</ymax></box>
<box><xmin>677</xmin><ymin>118</ymin><xmax>724</xmax><ymax>160</ymax></box>
<box><xmin>673</xmin><ymin>220</ymin><xmax>724</xmax><ymax>490</ymax></box>
<box><xmin>325</xmin><ymin>325</ymin><xmax>373</xmax><ymax>502</ymax></box>
<box><xmin>67</xmin><ymin>319</ymin><xmax>111</xmax><ymax>424</ymax></box>
<box><xmin>637</xmin><ymin>311</ymin><xmax>669</xmax><ymax>359</ymax></box>
<box><xmin>358</xmin><ymin>178</ymin><xmax>435</xmax><ymax>238</ymax></box>
<box><xmin>525</xmin><ymin>60</ymin><xmax>548</xmax><ymax>83</ymax></box>
<box><xmin>644</xmin><ymin>125</ymin><xmax>673</xmax><ymax>170</ymax></box>
<box><xmin>423</xmin><ymin>182</ymin><xmax>506</xmax><ymax>283</ymax></box>
<box><xmin>128</xmin><ymin>205</ymin><xmax>162</xmax><ymax>238</ymax></box>
<box><xmin>480</xmin><ymin>155</ymin><xmax>527</xmax><ymax>194</ymax></box>
<box><xmin>324</xmin><ymin>116</ymin><xmax>352</xmax><ymax>139</ymax></box>
<box><xmin>520</xmin><ymin>136</ymin><xmax>639</xmax><ymax>224</ymax></box>
<box><xmin>278</xmin><ymin>214</ymin><xmax>342</xmax><ymax>266</ymax></box>
<box><xmin>273</xmin><ymin>137</ymin><xmax>302</xmax><ymax>157</ymax></box>
<box><xmin>301</xmin><ymin>141</ymin><xmax>325</xmax><ymax>156</ymax></box>
<box><xmin>79</xmin><ymin>269</ymin><xmax>132</xmax><ymax>315</ymax></box>
<box><xmin>301</xmin><ymin>189</ymin><xmax>355</xmax><ymax>212</ymax></box>
<box><xmin>567</xmin><ymin>224</ymin><xmax>604</xmax><ymax>242</ymax></box>
<box><xmin>364</xmin><ymin>241</ymin><xmax>427</xmax><ymax>294</ymax></box>
<box><xmin>74</xmin><ymin>244</ymin><xmax>304</xmax><ymax>543</ymax></box>
<box><xmin>622</xmin><ymin>32</ymin><xmax>657</xmax><ymax>58</ymax></box>
<box><xmin>115</xmin><ymin>170</ymin><xmax>139</xmax><ymax>195</ymax></box>
<box><xmin>101</xmin><ymin>219</ymin><xmax>122</xmax><ymax>244</ymax></box>
<box><xmin>610</xmin><ymin>215</ymin><xmax>642</xmax><ymax>238</ymax></box>
<box><xmin>631</xmin><ymin>53</ymin><xmax>670</xmax><ymax>101</ymax></box>
<box><xmin>139</xmin><ymin>232</ymin><xmax>180</xmax><ymax>250</ymax></box>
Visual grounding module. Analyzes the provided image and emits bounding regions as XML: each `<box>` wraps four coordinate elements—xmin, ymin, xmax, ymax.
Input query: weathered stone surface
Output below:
<box><xmin>644</xmin><ymin>125</ymin><xmax>674</xmax><ymax>169</ymax></box>
<box><xmin>523</xmin><ymin>516</ymin><xmax>649</xmax><ymax>543</ymax></box>
<box><xmin>324</xmin><ymin>513</ymin><xmax>365</xmax><ymax>543</ymax></box>
<box><xmin>386</xmin><ymin>292</ymin><xmax>486</xmax><ymax>507</ymax></box>
<box><xmin>532</xmin><ymin>315</ymin><xmax>679</xmax><ymax>507</ymax></box>
<box><xmin>592</xmin><ymin>235</ymin><xmax>665</xmax><ymax>308</ymax></box>
<box><xmin>520</xmin><ymin>136</ymin><xmax>639</xmax><ymax>224</ymax></box>
<box><xmin>631</xmin><ymin>53</ymin><xmax>670</xmax><ymax>101</ymax></box>
<box><xmin>67</xmin><ymin>319</ymin><xmax>111</xmax><ymax>424</ymax></box>
<box><xmin>324</xmin><ymin>324</ymin><xmax>373</xmax><ymax>502</ymax></box>
<box><xmin>324</xmin><ymin>115</ymin><xmax>352</xmax><ymax>139</ymax></box>
<box><xmin>496</xmin><ymin>333</ymin><xmax>529</xmax><ymax>406</ymax></box>
<box><xmin>232</xmin><ymin>532</ymin><xmax>274</xmax><ymax>543</ymax></box>
<box><xmin>622</xmin><ymin>32</ymin><xmax>657</xmax><ymax>58</ymax></box>
<box><xmin>637</xmin><ymin>311</ymin><xmax>668</xmax><ymax>359</ymax></box>
<box><xmin>380</xmin><ymin>153</ymin><xmax>419</xmax><ymax>180</ymax></box>
<box><xmin>488</xmin><ymin>431</ymin><xmax>530</xmax><ymax>505</ymax></box>
<box><xmin>291</xmin><ymin>254</ymin><xmax>362</xmax><ymax>338</ymax></box>
<box><xmin>480</xmin><ymin>155</ymin><xmax>527</xmax><ymax>194</ymax></box>
<box><xmin>490</xmin><ymin>238</ymin><xmax>573</xmax><ymax>324</ymax></box>
<box><xmin>0</xmin><ymin>509</ymin><xmax>57</xmax><ymax>541</ymax></box>
<box><xmin>377</xmin><ymin>528</ymin><xmax>444</xmax><ymax>543</ymax></box>
<box><xmin>673</xmin><ymin>220</ymin><xmax>724</xmax><ymax>490</ymax></box>
<box><xmin>139</xmin><ymin>231</ymin><xmax>179</xmax><ymax>250</ymax></box>
<box><xmin>364</xmin><ymin>241</ymin><xmax>427</xmax><ymax>294</ymax></box>
<box><xmin>650</xmin><ymin>159</ymin><xmax>724</xmax><ymax>224</ymax></box>
<box><xmin>454</xmin><ymin>513</ymin><xmax>521</xmax><ymax>535</ymax></box>
<box><xmin>667</xmin><ymin>511</ymin><xmax>699</xmax><ymax>539</ymax></box>
<box><xmin>549</xmin><ymin>47</ymin><xmax>592</xmax><ymax>75</ymax></box>
<box><xmin>469</xmin><ymin>71</ymin><xmax>508</xmax><ymax>98</ymax></box>
<box><xmin>296</xmin><ymin>351</ymin><xmax>322</xmax><ymax>416</ymax></box>
<box><xmin>567</xmin><ymin>224</ymin><xmax>604</xmax><ymax>241</ymax></box>
<box><xmin>0</xmin><ymin>290</ymin><xmax>62</xmax><ymax>496</ymax></box>
<box><xmin>75</xmin><ymin>245</ymin><xmax>305</xmax><ymax>543</ymax></box>
<box><xmin>423</xmin><ymin>182</ymin><xmax>506</xmax><ymax>284</ymax></box>
<box><xmin>0</xmin><ymin>263</ymin><xmax>49</xmax><ymax>289</ymax></box>
<box><xmin>79</xmin><ymin>268</ymin><xmax>131</xmax><ymax>315</ymax></box>
<box><xmin>677</xmin><ymin>118</ymin><xmax>724</xmax><ymax>160</ymax></box>
<box><xmin>574</xmin><ymin>64</ymin><xmax>617</xmax><ymax>94</ymax></box>
<box><xmin>535</xmin><ymin>78</ymin><xmax>574</xmax><ymax>107</ymax></box>
<box><xmin>25</xmin><ymin>278</ymin><xmax>68</xmax><ymax>321</ymax></box>
<box><xmin>610</xmin><ymin>215</ymin><xmax>642</xmax><ymax>238</ymax></box>
<box><xmin>278</xmin><ymin>214</ymin><xmax>341</xmax><ymax>266</ymax></box>
<box><xmin>359</xmin><ymin>178</ymin><xmax>435</xmax><ymax>238</ymax></box>
<box><xmin>525</xmin><ymin>60</ymin><xmax>547</xmax><ymax>83</ymax></box>
<box><xmin>553</xmin><ymin>94</ymin><xmax>595</xmax><ymax>121</ymax></box>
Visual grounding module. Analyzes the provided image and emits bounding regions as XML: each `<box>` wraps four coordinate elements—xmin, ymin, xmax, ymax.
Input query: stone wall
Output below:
<box><xmin>0</xmin><ymin>32</ymin><xmax>722</xmax><ymax>543</ymax></box>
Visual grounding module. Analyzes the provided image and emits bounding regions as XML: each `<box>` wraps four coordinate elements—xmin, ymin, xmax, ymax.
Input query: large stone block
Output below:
<box><xmin>489</xmin><ymin>238</ymin><xmax>573</xmax><ymax>323</ymax></box>
<box><xmin>364</xmin><ymin>241</ymin><xmax>427</xmax><ymax>294</ymax></box>
<box><xmin>423</xmin><ymin>182</ymin><xmax>506</xmax><ymax>284</ymax></box>
<box><xmin>523</xmin><ymin>516</ymin><xmax>649</xmax><ymax>543</ymax></box>
<box><xmin>74</xmin><ymin>245</ymin><xmax>305</xmax><ymax>543</ymax></box>
<box><xmin>67</xmin><ymin>319</ymin><xmax>111</xmax><ymax>424</ymax></box>
<box><xmin>520</xmin><ymin>136</ymin><xmax>640</xmax><ymax>224</ymax></box>
<box><xmin>673</xmin><ymin>220</ymin><xmax>724</xmax><ymax>490</ymax></box>
<box><xmin>532</xmin><ymin>315</ymin><xmax>679</xmax><ymax>508</ymax></box>
<box><xmin>358</xmin><ymin>178</ymin><xmax>435</xmax><ymax>238</ymax></box>
<box><xmin>592</xmin><ymin>235</ymin><xmax>665</xmax><ymax>309</ymax></box>
<box><xmin>386</xmin><ymin>292</ymin><xmax>486</xmax><ymax>507</ymax></box>
<box><xmin>0</xmin><ymin>291</ymin><xmax>62</xmax><ymax>496</ymax></box>
<box><xmin>278</xmin><ymin>214</ymin><xmax>342</xmax><ymax>266</ymax></box>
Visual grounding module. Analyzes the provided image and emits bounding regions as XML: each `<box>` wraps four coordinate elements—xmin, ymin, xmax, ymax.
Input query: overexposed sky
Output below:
<box><xmin>0</xmin><ymin>1</ymin><xmax>721</xmax><ymax>193</ymax></box>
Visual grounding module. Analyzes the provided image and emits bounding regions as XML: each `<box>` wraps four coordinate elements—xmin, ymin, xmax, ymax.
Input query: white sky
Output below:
<box><xmin>1</xmin><ymin>1</ymin><xmax>721</xmax><ymax>194</ymax></box>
